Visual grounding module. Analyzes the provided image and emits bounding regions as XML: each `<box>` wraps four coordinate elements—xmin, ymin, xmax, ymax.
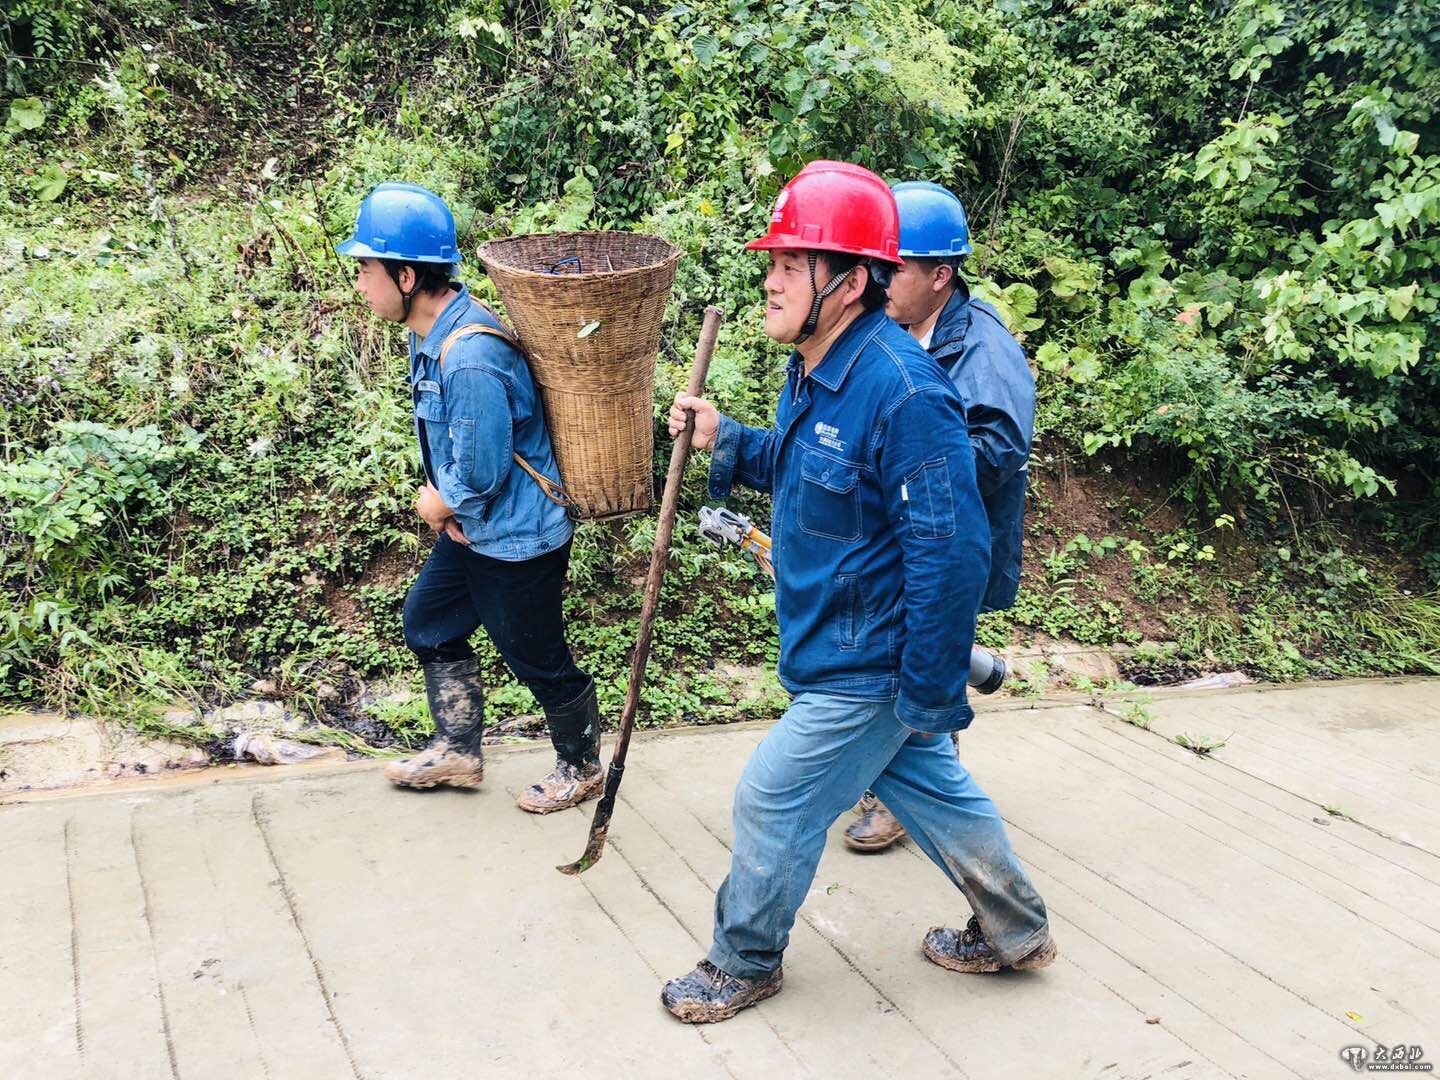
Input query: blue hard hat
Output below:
<box><xmin>336</xmin><ymin>182</ymin><xmax>462</xmax><ymax>264</ymax></box>
<box><xmin>892</xmin><ymin>181</ymin><xmax>972</xmax><ymax>259</ymax></box>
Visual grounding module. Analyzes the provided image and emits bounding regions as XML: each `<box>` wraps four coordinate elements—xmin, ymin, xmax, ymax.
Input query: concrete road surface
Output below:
<box><xmin>3</xmin><ymin>678</ymin><xmax>1438</xmax><ymax>1079</ymax></box>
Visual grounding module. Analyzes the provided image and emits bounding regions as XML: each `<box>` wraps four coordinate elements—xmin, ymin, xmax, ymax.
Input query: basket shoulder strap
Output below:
<box><xmin>438</xmin><ymin>321</ymin><xmax>520</xmax><ymax>365</ymax></box>
<box><xmin>436</xmin><ymin>322</ymin><xmax>571</xmax><ymax>512</ymax></box>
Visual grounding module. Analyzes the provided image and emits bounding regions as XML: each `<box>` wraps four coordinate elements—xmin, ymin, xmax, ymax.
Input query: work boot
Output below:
<box><xmin>844</xmin><ymin>791</ymin><xmax>908</xmax><ymax>851</ymax></box>
<box><xmin>661</xmin><ymin>960</ymin><xmax>783</xmax><ymax>1023</ymax></box>
<box><xmin>384</xmin><ymin>658</ymin><xmax>486</xmax><ymax>790</ymax></box>
<box><xmin>922</xmin><ymin>915</ymin><xmax>1058</xmax><ymax>974</ymax></box>
<box><xmin>516</xmin><ymin>681</ymin><xmax>604</xmax><ymax>814</ymax></box>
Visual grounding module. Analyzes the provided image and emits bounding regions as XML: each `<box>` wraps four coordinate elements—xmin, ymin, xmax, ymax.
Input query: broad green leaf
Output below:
<box><xmin>552</xmin><ymin>171</ymin><xmax>594</xmax><ymax>231</ymax></box>
<box><xmin>1068</xmin><ymin>348</ymin><xmax>1101</xmax><ymax>384</ymax></box>
<box><xmin>1364</xmin><ymin>331</ymin><xmax>1419</xmax><ymax>377</ymax></box>
<box><xmin>1128</xmin><ymin>273</ymin><xmax>1172</xmax><ymax>306</ymax></box>
<box><xmin>1392</xmin><ymin>130</ymin><xmax>1419</xmax><ymax>157</ymax></box>
<box><xmin>35</xmin><ymin>164</ymin><xmax>68</xmax><ymax>203</ymax></box>
<box><xmin>1035</xmin><ymin>341</ymin><xmax>1066</xmax><ymax>372</ymax></box>
<box><xmin>692</xmin><ymin>33</ymin><xmax>721</xmax><ymax>63</ymax></box>
<box><xmin>9</xmin><ymin>97</ymin><xmax>45</xmax><ymax>131</ymax></box>
<box><xmin>1386</xmin><ymin>284</ymin><xmax>1418</xmax><ymax>322</ymax></box>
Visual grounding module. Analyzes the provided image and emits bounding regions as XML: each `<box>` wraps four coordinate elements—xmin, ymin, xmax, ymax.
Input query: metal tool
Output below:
<box><xmin>698</xmin><ymin>506</ymin><xmax>774</xmax><ymax>578</ymax></box>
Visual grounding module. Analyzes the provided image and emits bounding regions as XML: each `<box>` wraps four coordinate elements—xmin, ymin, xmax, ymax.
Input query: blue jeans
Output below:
<box><xmin>709</xmin><ymin>693</ymin><xmax>1050</xmax><ymax>979</ymax></box>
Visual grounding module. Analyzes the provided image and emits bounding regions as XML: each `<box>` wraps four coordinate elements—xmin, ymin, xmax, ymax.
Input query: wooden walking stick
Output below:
<box><xmin>558</xmin><ymin>305</ymin><xmax>724</xmax><ymax>875</ymax></box>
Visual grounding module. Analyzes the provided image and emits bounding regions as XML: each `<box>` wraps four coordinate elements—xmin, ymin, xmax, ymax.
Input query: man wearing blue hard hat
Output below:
<box><xmin>339</xmin><ymin>182</ymin><xmax>604</xmax><ymax>813</ymax></box>
<box><xmin>845</xmin><ymin>181</ymin><xmax>1037</xmax><ymax>853</ymax></box>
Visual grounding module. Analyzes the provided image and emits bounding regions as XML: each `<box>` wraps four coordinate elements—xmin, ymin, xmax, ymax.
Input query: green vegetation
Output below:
<box><xmin>2</xmin><ymin>0</ymin><xmax>1436</xmax><ymax>742</ymax></box>
<box><xmin>1173</xmin><ymin>732</ymin><xmax>1228</xmax><ymax>757</ymax></box>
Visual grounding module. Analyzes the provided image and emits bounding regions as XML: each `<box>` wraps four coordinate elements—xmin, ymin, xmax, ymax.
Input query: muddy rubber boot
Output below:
<box><xmin>384</xmin><ymin>659</ymin><xmax>486</xmax><ymax>790</ymax></box>
<box><xmin>516</xmin><ymin>681</ymin><xmax>604</xmax><ymax>814</ymax></box>
<box><xmin>922</xmin><ymin>915</ymin><xmax>1058</xmax><ymax>974</ymax></box>
<box><xmin>661</xmin><ymin>960</ymin><xmax>783</xmax><ymax>1023</ymax></box>
<box><xmin>843</xmin><ymin>792</ymin><xmax>908</xmax><ymax>851</ymax></box>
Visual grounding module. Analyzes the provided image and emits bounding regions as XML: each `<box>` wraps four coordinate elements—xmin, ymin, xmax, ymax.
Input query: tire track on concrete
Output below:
<box><xmin>129</xmin><ymin>808</ymin><xmax>181</xmax><ymax>1080</ymax></box>
<box><xmin>250</xmin><ymin>791</ymin><xmax>363</xmax><ymax>1080</ymax></box>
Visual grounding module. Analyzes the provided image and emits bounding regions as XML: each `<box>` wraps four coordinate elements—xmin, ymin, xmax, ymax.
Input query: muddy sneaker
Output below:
<box><xmin>384</xmin><ymin>738</ymin><xmax>485</xmax><ymax>790</ymax></box>
<box><xmin>515</xmin><ymin>758</ymin><xmax>603</xmax><ymax>814</ymax></box>
<box><xmin>844</xmin><ymin>793</ymin><xmax>908</xmax><ymax>851</ymax></box>
<box><xmin>922</xmin><ymin>916</ymin><xmax>1058</xmax><ymax>974</ymax></box>
<box><xmin>661</xmin><ymin>960</ymin><xmax>783</xmax><ymax>1023</ymax></box>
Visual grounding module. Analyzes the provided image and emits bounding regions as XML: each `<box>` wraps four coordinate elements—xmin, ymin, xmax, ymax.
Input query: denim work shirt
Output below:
<box><xmin>928</xmin><ymin>285</ymin><xmax>1035</xmax><ymax>612</ymax></box>
<box><xmin>709</xmin><ymin>307</ymin><xmax>991</xmax><ymax>734</ymax></box>
<box><xmin>410</xmin><ymin>286</ymin><xmax>573</xmax><ymax>561</ymax></box>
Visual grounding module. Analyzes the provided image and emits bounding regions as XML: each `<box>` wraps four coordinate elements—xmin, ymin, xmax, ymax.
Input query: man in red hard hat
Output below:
<box><xmin>659</xmin><ymin>162</ymin><xmax>1055</xmax><ymax>1023</ymax></box>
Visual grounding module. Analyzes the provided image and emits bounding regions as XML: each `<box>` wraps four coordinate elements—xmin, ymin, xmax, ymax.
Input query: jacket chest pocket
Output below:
<box><xmin>413</xmin><ymin>381</ymin><xmax>446</xmax><ymax>424</ymax></box>
<box><xmin>797</xmin><ymin>449</ymin><xmax>862</xmax><ymax>542</ymax></box>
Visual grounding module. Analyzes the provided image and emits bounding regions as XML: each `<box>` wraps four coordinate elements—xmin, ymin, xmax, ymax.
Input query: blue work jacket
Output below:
<box><xmin>410</xmin><ymin>286</ymin><xmax>572</xmax><ymax>561</ymax></box>
<box><xmin>927</xmin><ymin>285</ymin><xmax>1035</xmax><ymax>612</ymax></box>
<box><xmin>709</xmin><ymin>307</ymin><xmax>991</xmax><ymax>734</ymax></box>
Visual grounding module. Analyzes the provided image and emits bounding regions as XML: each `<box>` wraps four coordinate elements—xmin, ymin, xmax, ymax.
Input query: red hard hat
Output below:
<box><xmin>747</xmin><ymin>161</ymin><xmax>902</xmax><ymax>264</ymax></box>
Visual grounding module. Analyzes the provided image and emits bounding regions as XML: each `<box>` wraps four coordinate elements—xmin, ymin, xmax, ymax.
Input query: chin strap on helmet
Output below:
<box><xmin>794</xmin><ymin>251</ymin><xmax>855</xmax><ymax>344</ymax></box>
<box><xmin>384</xmin><ymin>261</ymin><xmax>421</xmax><ymax>319</ymax></box>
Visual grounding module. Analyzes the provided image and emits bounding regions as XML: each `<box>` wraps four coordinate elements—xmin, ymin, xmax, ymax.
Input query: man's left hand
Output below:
<box><xmin>416</xmin><ymin>483</ymin><xmax>451</xmax><ymax>533</ymax></box>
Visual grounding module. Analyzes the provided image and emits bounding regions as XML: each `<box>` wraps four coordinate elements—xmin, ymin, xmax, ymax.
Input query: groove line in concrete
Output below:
<box><xmin>1078</xmin><ymin>716</ymin><xmax>1440</xmax><ymax>884</ymax></box>
<box><xmin>610</xmin><ymin>790</ymin><xmax>846</xmax><ymax>1076</ymax></box>
<box><xmin>189</xmin><ymin>800</ymin><xmax>272</xmax><ymax>1080</ymax></box>
<box><xmin>998</xmin><ymin>814</ymin><xmax>1382</xmax><ymax>1051</ymax></box>
<box><xmin>129</xmin><ymin>809</ymin><xmax>181</xmax><ymax>1080</ymax></box>
<box><xmin>632</xmin><ymin>763</ymin><xmax>971</xmax><ymax>1080</ymax></box>
<box><xmin>1199</xmin><ymin>704</ymin><xmax>1440</xmax><ymax>787</ymax></box>
<box><xmin>249</xmin><ymin>791</ymin><xmax>363</xmax><ymax>1080</ymax></box>
<box><xmin>1038</xmin><ymin>727</ymin><xmax>1440</xmax><ymax>942</ymax></box>
<box><xmin>502</xmin><ymin>785</ymin><xmax>750</xmax><ymax>1080</ymax></box>
<box><xmin>1094</xmin><ymin>702</ymin><xmax>1440</xmax><ymax>863</ymax></box>
<box><xmin>62</xmin><ymin>818</ymin><xmax>83</xmax><ymax>1062</ymax></box>
<box><xmin>915</xmin><ymin>839</ymin><xmax>1301</xmax><ymax>1080</ymax></box>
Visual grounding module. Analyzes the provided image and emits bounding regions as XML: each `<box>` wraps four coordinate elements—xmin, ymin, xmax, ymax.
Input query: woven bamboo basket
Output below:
<box><xmin>478</xmin><ymin>232</ymin><xmax>681</xmax><ymax>521</ymax></box>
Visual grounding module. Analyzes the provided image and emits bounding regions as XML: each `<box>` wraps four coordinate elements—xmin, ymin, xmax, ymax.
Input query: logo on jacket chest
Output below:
<box><xmin>813</xmin><ymin>421</ymin><xmax>846</xmax><ymax>452</ymax></box>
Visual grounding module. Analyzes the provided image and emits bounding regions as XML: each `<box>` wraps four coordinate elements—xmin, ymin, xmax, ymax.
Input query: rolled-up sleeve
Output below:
<box><xmin>708</xmin><ymin>414</ymin><xmax>779</xmax><ymax>498</ymax></box>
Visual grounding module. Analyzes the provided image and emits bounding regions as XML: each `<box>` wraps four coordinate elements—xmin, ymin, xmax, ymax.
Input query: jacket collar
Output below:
<box><xmin>412</xmin><ymin>283</ymin><xmax>473</xmax><ymax>360</ymax></box>
<box><xmin>927</xmin><ymin>280</ymin><xmax>973</xmax><ymax>356</ymax></box>
<box><xmin>788</xmin><ymin>306</ymin><xmax>889</xmax><ymax>393</ymax></box>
